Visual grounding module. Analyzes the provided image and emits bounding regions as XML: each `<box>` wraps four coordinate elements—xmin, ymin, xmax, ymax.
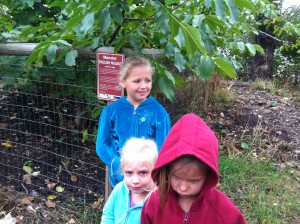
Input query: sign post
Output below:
<box><xmin>97</xmin><ymin>52</ymin><xmax>124</xmax><ymax>201</ymax></box>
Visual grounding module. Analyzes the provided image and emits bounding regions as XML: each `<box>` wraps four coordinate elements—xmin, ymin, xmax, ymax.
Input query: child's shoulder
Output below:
<box><xmin>207</xmin><ymin>189</ymin><xmax>244</xmax><ymax>217</ymax></box>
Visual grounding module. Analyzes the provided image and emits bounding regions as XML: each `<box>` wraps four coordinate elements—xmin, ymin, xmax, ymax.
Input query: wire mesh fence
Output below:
<box><xmin>0</xmin><ymin>57</ymin><xmax>108</xmax><ymax>221</ymax></box>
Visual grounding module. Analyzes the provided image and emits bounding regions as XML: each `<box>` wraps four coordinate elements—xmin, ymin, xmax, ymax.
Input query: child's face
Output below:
<box><xmin>170</xmin><ymin>161</ymin><xmax>207</xmax><ymax>199</ymax></box>
<box><xmin>123</xmin><ymin>158</ymin><xmax>154</xmax><ymax>195</ymax></box>
<box><xmin>120</xmin><ymin>65</ymin><xmax>152</xmax><ymax>107</ymax></box>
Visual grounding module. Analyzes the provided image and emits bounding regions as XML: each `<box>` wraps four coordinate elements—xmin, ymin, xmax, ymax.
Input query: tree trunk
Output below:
<box><xmin>249</xmin><ymin>16</ymin><xmax>276</xmax><ymax>81</ymax></box>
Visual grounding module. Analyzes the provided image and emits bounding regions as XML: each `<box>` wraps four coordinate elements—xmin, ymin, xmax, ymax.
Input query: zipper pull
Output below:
<box><xmin>133</xmin><ymin>108</ymin><xmax>136</xmax><ymax>115</ymax></box>
<box><xmin>183</xmin><ymin>213</ymin><xmax>188</xmax><ymax>224</ymax></box>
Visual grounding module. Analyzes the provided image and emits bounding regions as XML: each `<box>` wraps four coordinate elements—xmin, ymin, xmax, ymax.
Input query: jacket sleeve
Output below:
<box><xmin>96</xmin><ymin>107</ymin><xmax>118</xmax><ymax>166</ymax></box>
<box><xmin>100</xmin><ymin>186</ymin><xmax>117</xmax><ymax>224</ymax></box>
<box><xmin>155</xmin><ymin>111</ymin><xmax>171</xmax><ymax>151</ymax></box>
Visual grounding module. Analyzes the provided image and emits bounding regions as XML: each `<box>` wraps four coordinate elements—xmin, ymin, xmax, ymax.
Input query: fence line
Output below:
<box><xmin>0</xmin><ymin>58</ymin><xmax>108</xmax><ymax>221</ymax></box>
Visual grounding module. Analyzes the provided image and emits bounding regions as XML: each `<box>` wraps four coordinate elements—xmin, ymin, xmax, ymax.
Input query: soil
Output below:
<box><xmin>0</xmin><ymin>81</ymin><xmax>299</xmax><ymax>223</ymax></box>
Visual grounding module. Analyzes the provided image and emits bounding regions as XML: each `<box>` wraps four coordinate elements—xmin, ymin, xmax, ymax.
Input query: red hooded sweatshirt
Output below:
<box><xmin>141</xmin><ymin>114</ymin><xmax>246</xmax><ymax>224</ymax></box>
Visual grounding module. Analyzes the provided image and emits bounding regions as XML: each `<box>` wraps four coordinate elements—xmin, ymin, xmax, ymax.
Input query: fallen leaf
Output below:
<box><xmin>45</xmin><ymin>200</ymin><xmax>56</xmax><ymax>208</ymax></box>
<box><xmin>1</xmin><ymin>142</ymin><xmax>12</xmax><ymax>147</ymax></box>
<box><xmin>27</xmin><ymin>205</ymin><xmax>36</xmax><ymax>213</ymax></box>
<box><xmin>47</xmin><ymin>183</ymin><xmax>56</xmax><ymax>189</ymax></box>
<box><xmin>23</xmin><ymin>166</ymin><xmax>32</xmax><ymax>174</ymax></box>
<box><xmin>23</xmin><ymin>174</ymin><xmax>33</xmax><ymax>185</ymax></box>
<box><xmin>92</xmin><ymin>197</ymin><xmax>104</xmax><ymax>208</ymax></box>
<box><xmin>0</xmin><ymin>123</ymin><xmax>8</xmax><ymax>128</ymax></box>
<box><xmin>71</xmin><ymin>175</ymin><xmax>77</xmax><ymax>182</ymax></box>
<box><xmin>20</xmin><ymin>197</ymin><xmax>33</xmax><ymax>205</ymax></box>
<box><xmin>32</xmin><ymin>171</ymin><xmax>40</xmax><ymax>176</ymax></box>
<box><xmin>47</xmin><ymin>195</ymin><xmax>57</xmax><ymax>200</ymax></box>
<box><xmin>56</xmin><ymin>186</ymin><xmax>65</xmax><ymax>193</ymax></box>
<box><xmin>66</xmin><ymin>218</ymin><xmax>76</xmax><ymax>224</ymax></box>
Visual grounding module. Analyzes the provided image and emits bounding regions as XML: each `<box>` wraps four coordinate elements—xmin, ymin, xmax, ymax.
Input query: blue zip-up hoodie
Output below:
<box><xmin>96</xmin><ymin>96</ymin><xmax>171</xmax><ymax>187</ymax></box>
<box><xmin>101</xmin><ymin>181</ymin><xmax>150</xmax><ymax>224</ymax></box>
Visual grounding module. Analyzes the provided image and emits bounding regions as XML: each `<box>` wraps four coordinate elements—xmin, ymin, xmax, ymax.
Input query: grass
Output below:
<box><xmin>213</xmin><ymin>79</ymin><xmax>300</xmax><ymax>223</ymax></box>
<box><xmin>219</xmin><ymin>155</ymin><xmax>300</xmax><ymax>224</ymax></box>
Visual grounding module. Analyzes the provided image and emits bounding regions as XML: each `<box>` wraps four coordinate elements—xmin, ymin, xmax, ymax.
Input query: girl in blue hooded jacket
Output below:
<box><xmin>101</xmin><ymin>137</ymin><xmax>158</xmax><ymax>224</ymax></box>
<box><xmin>96</xmin><ymin>56</ymin><xmax>171</xmax><ymax>188</ymax></box>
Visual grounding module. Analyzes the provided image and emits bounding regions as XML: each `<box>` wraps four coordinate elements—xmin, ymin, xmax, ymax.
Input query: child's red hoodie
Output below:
<box><xmin>141</xmin><ymin>114</ymin><xmax>246</xmax><ymax>224</ymax></box>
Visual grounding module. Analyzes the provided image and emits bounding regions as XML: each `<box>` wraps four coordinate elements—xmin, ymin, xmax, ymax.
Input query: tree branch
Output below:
<box><xmin>259</xmin><ymin>30</ymin><xmax>289</xmax><ymax>44</ymax></box>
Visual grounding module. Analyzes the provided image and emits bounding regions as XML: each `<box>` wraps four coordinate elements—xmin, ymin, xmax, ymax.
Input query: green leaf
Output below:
<box><xmin>23</xmin><ymin>166</ymin><xmax>32</xmax><ymax>174</ymax></box>
<box><xmin>164</xmin><ymin>70</ymin><xmax>175</xmax><ymax>85</ymax></box>
<box><xmin>65</xmin><ymin>50</ymin><xmax>78</xmax><ymax>66</ymax></box>
<box><xmin>169</xmin><ymin>13</ymin><xmax>179</xmax><ymax>40</ymax></box>
<box><xmin>65</xmin><ymin>14</ymin><xmax>82</xmax><ymax>30</ymax></box>
<box><xmin>166</xmin><ymin>0</ymin><xmax>180</xmax><ymax>5</ymax></box>
<box><xmin>213</xmin><ymin>57</ymin><xmax>237</xmax><ymax>78</ymax></box>
<box><xmin>114</xmin><ymin>36</ymin><xmax>129</xmax><ymax>53</ymax></box>
<box><xmin>182</xmin><ymin>24</ymin><xmax>207</xmax><ymax>55</ymax></box>
<box><xmin>205</xmin><ymin>15</ymin><xmax>226</xmax><ymax>32</ymax></box>
<box><xmin>270</xmin><ymin>101</ymin><xmax>277</xmax><ymax>107</ymax></box>
<box><xmin>253</xmin><ymin>44</ymin><xmax>264</xmax><ymax>54</ymax></box>
<box><xmin>174</xmin><ymin>51</ymin><xmax>186</xmax><ymax>72</ymax></box>
<box><xmin>224</xmin><ymin>0</ymin><xmax>239</xmax><ymax>23</ymax></box>
<box><xmin>82</xmin><ymin>129</ymin><xmax>89</xmax><ymax>143</ymax></box>
<box><xmin>173</xmin><ymin>74</ymin><xmax>185</xmax><ymax>87</ymax></box>
<box><xmin>46</xmin><ymin>45</ymin><xmax>58</xmax><ymax>64</ymax></box>
<box><xmin>192</xmin><ymin>14</ymin><xmax>205</xmax><ymax>27</ymax></box>
<box><xmin>38</xmin><ymin>45</ymin><xmax>52</xmax><ymax>62</ymax></box>
<box><xmin>56</xmin><ymin>186</ymin><xmax>65</xmax><ymax>193</ymax></box>
<box><xmin>80</xmin><ymin>12</ymin><xmax>94</xmax><ymax>36</ymax></box>
<box><xmin>98</xmin><ymin>8</ymin><xmax>111</xmax><ymax>33</ymax></box>
<box><xmin>109</xmin><ymin>5</ymin><xmax>124</xmax><ymax>25</ymax></box>
<box><xmin>245</xmin><ymin>43</ymin><xmax>256</xmax><ymax>56</ymax></box>
<box><xmin>234</xmin><ymin>0</ymin><xmax>256</xmax><ymax>13</ymax></box>
<box><xmin>57</xmin><ymin>40</ymin><xmax>72</xmax><ymax>46</ymax></box>
<box><xmin>214</xmin><ymin>0</ymin><xmax>226</xmax><ymax>19</ymax></box>
<box><xmin>174</xmin><ymin>28</ymin><xmax>185</xmax><ymax>49</ymax></box>
<box><xmin>159</xmin><ymin>78</ymin><xmax>175</xmax><ymax>101</ymax></box>
<box><xmin>237</xmin><ymin>41</ymin><xmax>245</xmax><ymax>52</ymax></box>
<box><xmin>129</xmin><ymin>34</ymin><xmax>141</xmax><ymax>53</ymax></box>
<box><xmin>204</xmin><ymin>0</ymin><xmax>213</xmax><ymax>8</ymax></box>
<box><xmin>165</xmin><ymin>42</ymin><xmax>175</xmax><ymax>58</ymax></box>
<box><xmin>198</xmin><ymin>55</ymin><xmax>214</xmax><ymax>81</ymax></box>
<box><xmin>241</xmin><ymin>142</ymin><xmax>250</xmax><ymax>149</ymax></box>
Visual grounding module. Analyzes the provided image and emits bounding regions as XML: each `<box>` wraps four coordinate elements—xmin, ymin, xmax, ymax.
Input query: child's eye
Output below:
<box><xmin>125</xmin><ymin>171</ymin><xmax>133</xmax><ymax>175</ymax></box>
<box><xmin>191</xmin><ymin>180</ymin><xmax>200</xmax><ymax>184</ymax></box>
<box><xmin>140</xmin><ymin>171</ymin><xmax>148</xmax><ymax>176</ymax></box>
<box><xmin>171</xmin><ymin>174</ymin><xmax>180</xmax><ymax>180</ymax></box>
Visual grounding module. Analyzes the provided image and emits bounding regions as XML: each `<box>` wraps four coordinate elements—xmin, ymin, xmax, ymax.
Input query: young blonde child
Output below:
<box><xmin>141</xmin><ymin>114</ymin><xmax>246</xmax><ymax>224</ymax></box>
<box><xmin>96</xmin><ymin>56</ymin><xmax>171</xmax><ymax>188</ymax></box>
<box><xmin>101</xmin><ymin>137</ymin><xmax>158</xmax><ymax>224</ymax></box>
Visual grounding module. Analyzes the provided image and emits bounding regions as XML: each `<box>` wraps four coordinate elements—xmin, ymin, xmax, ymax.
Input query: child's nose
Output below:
<box><xmin>140</xmin><ymin>81</ymin><xmax>147</xmax><ymax>88</ymax></box>
<box><xmin>132</xmin><ymin>175</ymin><xmax>139</xmax><ymax>184</ymax></box>
<box><xmin>179</xmin><ymin>181</ymin><xmax>189</xmax><ymax>192</ymax></box>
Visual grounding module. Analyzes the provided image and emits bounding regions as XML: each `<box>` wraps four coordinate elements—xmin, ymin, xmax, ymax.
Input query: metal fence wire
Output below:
<box><xmin>0</xmin><ymin>59</ymin><xmax>107</xmax><ymax>217</ymax></box>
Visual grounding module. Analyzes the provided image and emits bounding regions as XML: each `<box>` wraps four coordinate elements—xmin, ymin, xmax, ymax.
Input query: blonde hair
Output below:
<box><xmin>120</xmin><ymin>137</ymin><xmax>158</xmax><ymax>171</ymax></box>
<box><xmin>119</xmin><ymin>56</ymin><xmax>153</xmax><ymax>81</ymax></box>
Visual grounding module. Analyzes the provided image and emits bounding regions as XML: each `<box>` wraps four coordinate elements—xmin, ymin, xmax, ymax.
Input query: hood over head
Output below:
<box><xmin>152</xmin><ymin>113</ymin><xmax>219</xmax><ymax>191</ymax></box>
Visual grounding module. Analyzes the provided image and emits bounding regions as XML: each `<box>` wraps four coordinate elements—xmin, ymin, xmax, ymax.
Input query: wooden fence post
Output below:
<box><xmin>105</xmin><ymin>166</ymin><xmax>112</xmax><ymax>201</ymax></box>
<box><xmin>104</xmin><ymin>101</ymin><xmax>113</xmax><ymax>201</ymax></box>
